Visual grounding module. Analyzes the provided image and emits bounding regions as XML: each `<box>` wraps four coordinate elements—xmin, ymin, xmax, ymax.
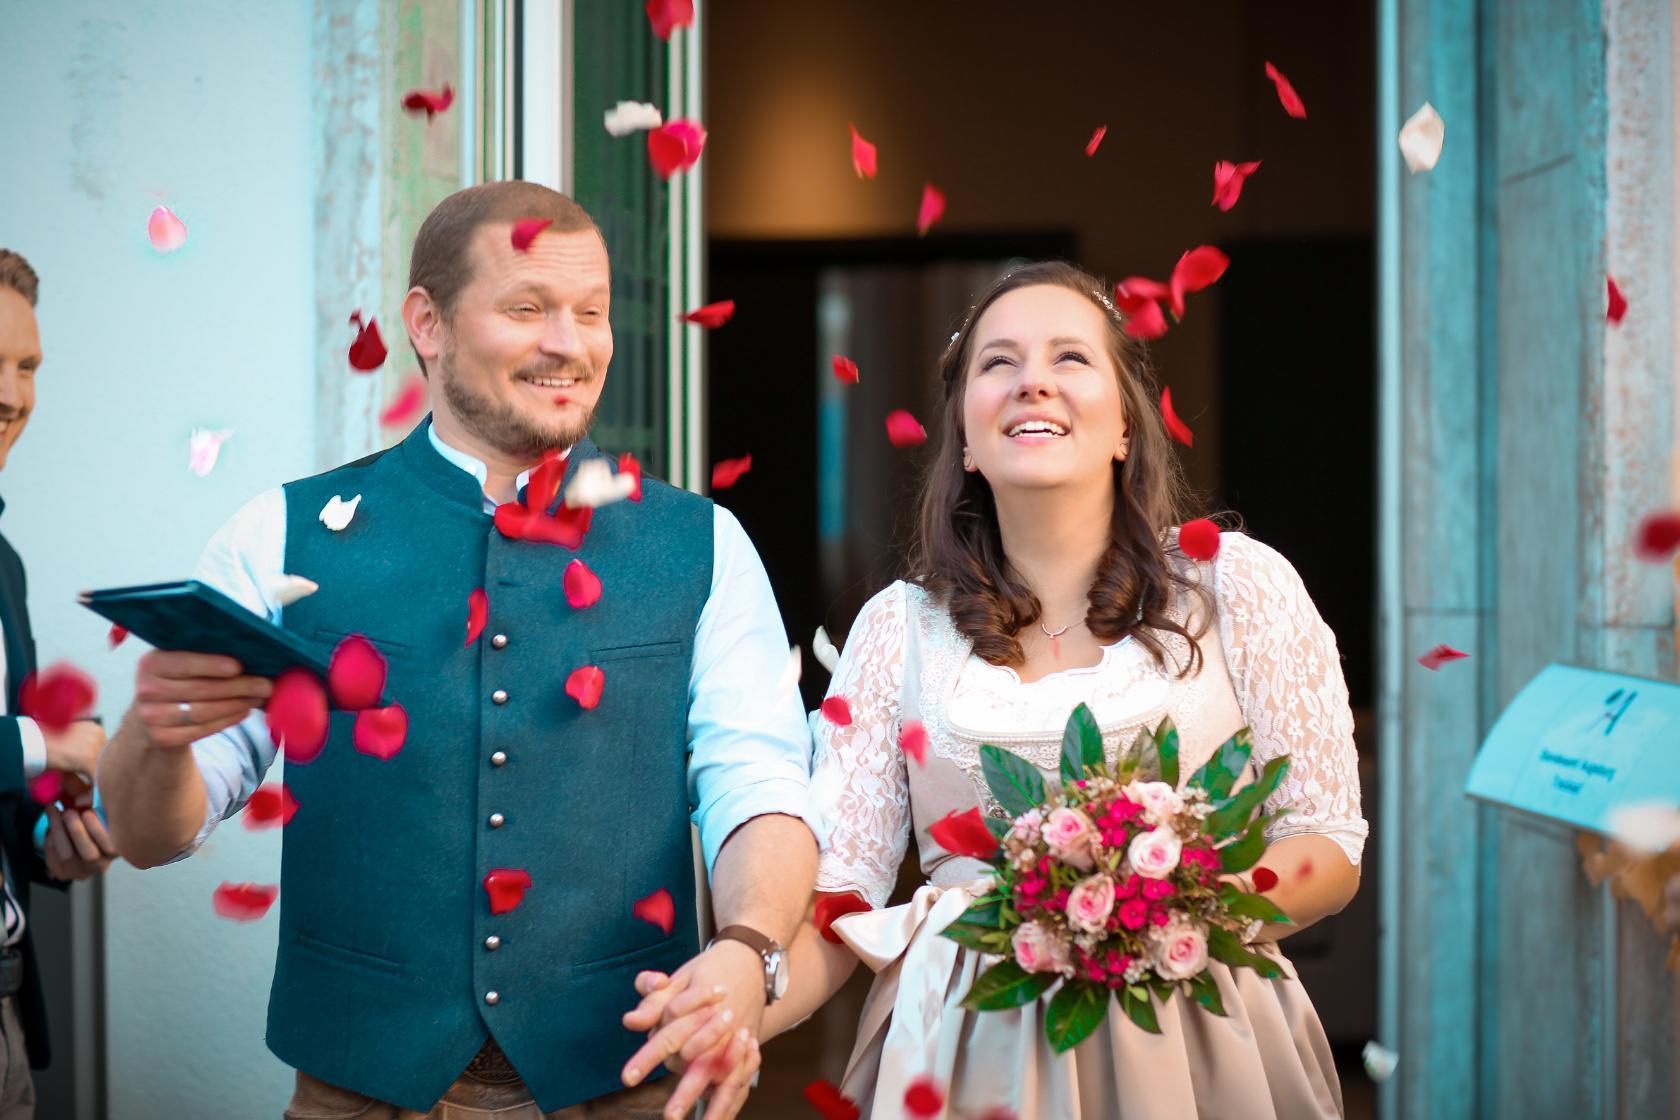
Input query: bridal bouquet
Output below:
<box><xmin>935</xmin><ymin>703</ymin><xmax>1291</xmax><ymax>1052</ymax></box>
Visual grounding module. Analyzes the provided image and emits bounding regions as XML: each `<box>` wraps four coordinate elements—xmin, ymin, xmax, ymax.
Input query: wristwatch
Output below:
<box><xmin>709</xmin><ymin>925</ymin><xmax>789</xmax><ymax>1005</ymax></box>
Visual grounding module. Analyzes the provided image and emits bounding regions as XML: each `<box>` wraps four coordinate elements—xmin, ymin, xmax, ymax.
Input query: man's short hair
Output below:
<box><xmin>0</xmin><ymin>250</ymin><xmax>39</xmax><ymax>307</ymax></box>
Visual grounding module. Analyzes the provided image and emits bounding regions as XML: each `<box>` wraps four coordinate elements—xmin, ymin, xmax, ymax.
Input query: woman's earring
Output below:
<box><xmin>1116</xmin><ymin>441</ymin><xmax>1130</xmax><ymax>461</ymax></box>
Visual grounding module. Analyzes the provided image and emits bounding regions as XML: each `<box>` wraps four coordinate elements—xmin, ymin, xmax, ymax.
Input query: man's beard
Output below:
<box><xmin>436</xmin><ymin>348</ymin><xmax>598</xmax><ymax>459</ymax></box>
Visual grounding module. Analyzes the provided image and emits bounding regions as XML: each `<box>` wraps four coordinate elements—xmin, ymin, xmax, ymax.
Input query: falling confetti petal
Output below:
<box><xmin>885</xmin><ymin>409</ymin><xmax>926</xmax><ymax>449</ymax></box>
<box><xmin>618</xmin><ymin>452</ymin><xmax>644</xmax><ymax>503</ymax></box>
<box><xmin>814</xmin><ymin>891</ymin><xmax>872</xmax><ymax>944</ymax></box>
<box><xmin>1169</xmin><ymin>246</ymin><xmax>1229</xmax><ymax>319</ymax></box>
<box><xmin>563</xmin><ymin>559</ymin><xmax>603</xmax><ymax>610</ymax></box>
<box><xmin>1634</xmin><ymin>511</ymin><xmax>1680</xmax><ymax>560</ymax></box>
<box><xmin>820</xmin><ymin>696</ymin><xmax>853</xmax><ymax>727</ymax></box>
<box><xmin>484</xmin><ymin>868</ymin><xmax>532</xmax><ymax>915</ymax></box>
<box><xmin>511</xmin><ymin>218</ymin><xmax>552</xmax><ymax>252</ymax></box>
<box><xmin>379</xmin><ymin>376</ymin><xmax>427</xmax><ymax>428</ymax></box>
<box><xmin>353</xmin><ymin>704</ymin><xmax>408</xmax><ymax>760</ymax></box>
<box><xmin>566</xmin><ymin>665</ymin><xmax>605</xmax><ymax>710</ymax></box>
<box><xmin>711</xmin><ymin>455</ymin><xmax>752</xmax><ymax>490</ymax></box>
<box><xmin>904</xmin><ymin>1077</ymin><xmax>945</xmax><ymax>1119</ymax></box>
<box><xmin>916</xmin><ymin>183</ymin><xmax>946</xmax><ymax>237</ymax></box>
<box><xmin>777</xmin><ymin>645</ymin><xmax>803</xmax><ymax>699</ymax></box>
<box><xmin>264</xmin><ymin>574</ymin><xmax>319</xmax><ymax>608</ymax></box>
<box><xmin>563</xmin><ymin>458</ymin><xmax>637</xmax><ymax>510</ymax></box>
<box><xmin>1398</xmin><ymin>102</ymin><xmax>1445</xmax><ymax>173</ymax></box>
<box><xmin>899</xmin><ymin>720</ymin><xmax>928</xmax><ymax>766</ymax></box>
<box><xmin>319</xmin><ymin>494</ymin><xmax>362</xmax><ymax>532</ymax></box>
<box><xmin>803</xmin><ymin>1081</ymin><xmax>862</xmax><ymax>1120</ymax></box>
<box><xmin>832</xmin><ymin>355</ymin><xmax>860</xmax><ymax>384</ymax></box>
<box><xmin>849</xmin><ymin>123</ymin><xmax>878</xmax><ymax>179</ymax></box>
<box><xmin>813</xmin><ymin>626</ymin><xmax>840</xmax><ymax>673</ymax></box>
<box><xmin>107</xmin><ymin>624</ymin><xmax>129</xmax><ymax>650</ymax></box>
<box><xmin>243</xmin><ymin>785</ymin><xmax>299</xmax><ymax>829</ymax></box>
<box><xmin>1264</xmin><ymin>61</ymin><xmax>1308</xmax><ymax>119</ymax></box>
<box><xmin>401</xmin><ymin>83</ymin><xmax>454</xmax><ymax>120</ymax></box>
<box><xmin>645</xmin><ymin>0</ymin><xmax>694</xmax><ymax>39</ymax></box>
<box><xmin>1417</xmin><ymin>644</ymin><xmax>1470</xmax><ymax>671</ymax></box>
<box><xmin>1114</xmin><ymin>284</ymin><xmax>1169</xmax><ymax>341</ymax></box>
<box><xmin>605</xmin><ymin>100</ymin><xmax>663</xmax><ymax>137</ymax></box>
<box><xmin>929</xmin><ymin>807</ymin><xmax>1000</xmax><ymax>859</ymax></box>
<box><xmin>188</xmin><ymin>428</ymin><xmax>234</xmax><ymax>478</ymax></box>
<box><xmin>267</xmin><ymin>668</ymin><xmax>329</xmax><ymax>765</ymax></box>
<box><xmin>1362</xmin><ymin>1041</ymin><xmax>1399</xmax><ymax>1083</ymax></box>
<box><xmin>1085</xmin><ymin>125</ymin><xmax>1108</xmax><ymax>157</ymax></box>
<box><xmin>327</xmin><ymin>635</ymin><xmax>387</xmax><ymax>710</ymax></box>
<box><xmin>1607</xmin><ymin>802</ymin><xmax>1680</xmax><ymax>854</ymax></box>
<box><xmin>147</xmin><ymin>205</ymin><xmax>188</xmax><ymax>253</ymax></box>
<box><xmin>465</xmin><ymin>588</ymin><xmax>489</xmax><ymax>647</ymax></box>
<box><xmin>1251</xmin><ymin>866</ymin><xmax>1279</xmax><ymax>892</ymax></box>
<box><xmin>525</xmin><ymin>449</ymin><xmax>566</xmax><ymax>513</ymax></box>
<box><xmin>679</xmin><ymin>299</ymin><xmax>735</xmax><ymax>329</ymax></box>
<box><xmin>28</xmin><ymin>771</ymin><xmax>62</xmax><ymax>806</ymax></box>
<box><xmin>632</xmin><ymin>887</ymin><xmax>676</xmax><ymax>934</ymax></box>
<box><xmin>348</xmin><ymin>311</ymin><xmax>388</xmax><ymax>372</ymax></box>
<box><xmin>1212</xmin><ymin>160</ymin><xmax>1262</xmax><ymax>211</ymax></box>
<box><xmin>1161</xmin><ymin>388</ymin><xmax>1194</xmax><ymax>447</ymax></box>
<box><xmin>1607</xmin><ymin>275</ymin><xmax>1628</xmax><ymax>324</ymax></box>
<box><xmin>18</xmin><ymin>663</ymin><xmax>96</xmax><ymax>733</ymax></box>
<box><xmin>213</xmin><ymin>882</ymin><xmax>278</xmax><ymax>922</ymax></box>
<box><xmin>493</xmin><ymin>501</ymin><xmax>592</xmax><ymax>548</ymax></box>
<box><xmin>1178</xmin><ymin>518</ymin><xmax>1221</xmax><ymax>561</ymax></box>
<box><xmin>647</xmin><ymin>118</ymin><xmax>707</xmax><ymax>179</ymax></box>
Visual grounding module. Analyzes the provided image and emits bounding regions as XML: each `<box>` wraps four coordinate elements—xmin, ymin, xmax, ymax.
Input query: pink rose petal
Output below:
<box><xmin>511</xmin><ymin>218</ymin><xmax>552</xmax><ymax>252</ymax></box>
<box><xmin>379</xmin><ymin>375</ymin><xmax>427</xmax><ymax>428</ymax></box>
<box><xmin>1085</xmin><ymin>125</ymin><xmax>1108</xmax><ymax>157</ymax></box>
<box><xmin>1417</xmin><ymin>644</ymin><xmax>1470</xmax><ymax>671</ymax></box>
<box><xmin>916</xmin><ymin>183</ymin><xmax>945</xmax><ymax>237</ymax></box>
<box><xmin>849</xmin><ymin>123</ymin><xmax>878</xmax><ymax>179</ymax></box>
<box><xmin>884</xmin><ymin>409</ymin><xmax>926</xmax><ymax>449</ymax></box>
<box><xmin>147</xmin><ymin>205</ymin><xmax>188</xmax><ymax>253</ymax></box>
<box><xmin>353</xmin><ymin>704</ymin><xmax>408</xmax><ymax>760</ymax></box>
<box><xmin>563</xmin><ymin>559</ymin><xmax>603</xmax><ymax>609</ymax></box>
<box><xmin>566</xmin><ymin>665</ymin><xmax>605</xmax><ymax>710</ymax></box>
<box><xmin>213</xmin><ymin>882</ymin><xmax>278</xmax><ymax>922</ymax></box>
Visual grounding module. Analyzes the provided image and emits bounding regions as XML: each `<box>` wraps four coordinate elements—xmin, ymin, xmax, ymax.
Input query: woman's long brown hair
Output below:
<box><xmin>908</xmin><ymin>261</ymin><xmax>1211</xmax><ymax>674</ymax></box>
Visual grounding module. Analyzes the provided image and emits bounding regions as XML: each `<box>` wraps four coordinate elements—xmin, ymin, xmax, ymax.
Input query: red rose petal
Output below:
<box><xmin>28</xmin><ymin>771</ymin><xmax>62</xmax><ymax>806</ymax></box>
<box><xmin>213</xmin><ymin>882</ymin><xmax>278</xmax><ymax>922</ymax></box>
<box><xmin>108</xmin><ymin>624</ymin><xmax>129</xmax><ymax>649</ymax></box>
<box><xmin>832</xmin><ymin>355</ymin><xmax>860</xmax><ymax>384</ymax></box>
<box><xmin>820</xmin><ymin>696</ymin><xmax>853</xmax><ymax>727</ymax></box>
<box><xmin>243</xmin><ymin>784</ymin><xmax>300</xmax><ymax>830</ymax></box>
<box><xmin>18</xmin><ymin>663</ymin><xmax>97</xmax><ymax>733</ymax></box>
<box><xmin>885</xmin><ymin>409</ymin><xmax>927</xmax><ymax>449</ymax></box>
<box><xmin>1264</xmin><ymin>61</ymin><xmax>1308</xmax><ymax>119</ymax></box>
<box><xmin>524</xmin><ymin>449</ymin><xmax>567</xmax><ymax>514</ymax></box>
<box><xmin>803</xmin><ymin>1080</ymin><xmax>861</xmax><ymax>1120</ymax></box>
<box><xmin>1212</xmin><ymin>160</ymin><xmax>1262</xmax><ymax>211</ymax></box>
<box><xmin>484</xmin><ymin>868</ymin><xmax>532</xmax><ymax>915</ymax></box>
<box><xmin>328</xmin><ymin>635</ymin><xmax>387</xmax><ymax>711</ymax></box>
<box><xmin>511</xmin><ymin>217</ymin><xmax>552</xmax><ymax>253</ymax></box>
<box><xmin>1417</xmin><ymin>644</ymin><xmax>1470</xmax><ymax>671</ymax></box>
<box><xmin>648</xmin><ymin>118</ymin><xmax>707</xmax><ymax>179</ymax></box>
<box><xmin>563</xmin><ymin>559</ymin><xmax>603</xmax><ymax>610</ymax></box>
<box><xmin>645</xmin><ymin>0</ymin><xmax>694</xmax><ymax>40</ymax></box>
<box><xmin>916</xmin><ymin>182</ymin><xmax>945</xmax><ymax>237</ymax></box>
<box><xmin>566</xmin><ymin>665</ymin><xmax>606</xmax><ymax>710</ymax></box>
<box><xmin>1161</xmin><ymin>387</ymin><xmax>1194</xmax><ymax>447</ymax></box>
<box><xmin>617</xmin><ymin>452</ymin><xmax>644</xmax><ymax>503</ymax></box>
<box><xmin>632</xmin><ymin>887</ymin><xmax>676</xmax><ymax>935</ymax></box>
<box><xmin>266</xmin><ymin>668</ymin><xmax>330</xmax><ymax>765</ymax></box>
<box><xmin>147</xmin><ymin>205</ymin><xmax>188</xmax><ymax>253</ymax></box>
<box><xmin>1169</xmin><ymin>245</ymin><xmax>1230</xmax><ymax>319</ymax></box>
<box><xmin>814</xmin><ymin>891</ymin><xmax>873</xmax><ymax>944</ymax></box>
<box><xmin>899</xmin><ymin>719</ymin><xmax>928</xmax><ymax>766</ymax></box>
<box><xmin>849</xmin><ymin>123</ymin><xmax>878</xmax><ymax>179</ymax></box>
<box><xmin>1114</xmin><ymin>285</ymin><xmax>1168</xmax><ymax>341</ymax></box>
<box><xmin>1635</xmin><ymin>511</ymin><xmax>1680</xmax><ymax>560</ymax></box>
<box><xmin>929</xmin><ymin>807</ymin><xmax>1001</xmax><ymax>860</ymax></box>
<box><xmin>678</xmin><ymin>299</ymin><xmax>734</xmax><ymax>329</ymax></box>
<box><xmin>1607</xmin><ymin>275</ymin><xmax>1628</xmax><ymax>324</ymax></box>
<box><xmin>711</xmin><ymin>454</ymin><xmax>752</xmax><ymax>490</ymax></box>
<box><xmin>353</xmin><ymin>704</ymin><xmax>408</xmax><ymax>760</ymax></box>
<box><xmin>401</xmin><ymin>83</ymin><xmax>454</xmax><ymax>119</ymax></box>
<box><xmin>1085</xmin><ymin>124</ymin><xmax>1108</xmax><ymax>157</ymax></box>
<box><xmin>904</xmin><ymin>1076</ymin><xmax>945</xmax><ymax>1119</ymax></box>
<box><xmin>379</xmin><ymin>375</ymin><xmax>427</xmax><ymax>428</ymax></box>
<box><xmin>1178</xmin><ymin>518</ymin><xmax>1221</xmax><ymax>561</ymax></box>
<box><xmin>347</xmin><ymin>311</ymin><xmax>388</xmax><ymax>372</ymax></box>
<box><xmin>493</xmin><ymin>501</ymin><xmax>592</xmax><ymax>549</ymax></box>
<box><xmin>1251</xmin><ymin>866</ymin><xmax>1279</xmax><ymax>892</ymax></box>
<box><xmin>465</xmin><ymin>588</ymin><xmax>489</xmax><ymax>648</ymax></box>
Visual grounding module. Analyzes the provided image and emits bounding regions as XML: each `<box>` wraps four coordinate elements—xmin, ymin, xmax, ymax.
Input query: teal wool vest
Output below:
<box><xmin>267</xmin><ymin>422</ymin><xmax>712</xmax><ymax>1112</ymax></box>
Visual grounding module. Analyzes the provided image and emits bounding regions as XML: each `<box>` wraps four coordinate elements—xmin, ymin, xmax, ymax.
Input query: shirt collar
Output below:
<box><xmin>425</xmin><ymin>422</ymin><xmax>569</xmax><ymax>510</ymax></box>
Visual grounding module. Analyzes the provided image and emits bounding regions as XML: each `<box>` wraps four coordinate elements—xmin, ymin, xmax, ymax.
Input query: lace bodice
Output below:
<box><xmin>811</xmin><ymin>532</ymin><xmax>1368</xmax><ymax>908</ymax></box>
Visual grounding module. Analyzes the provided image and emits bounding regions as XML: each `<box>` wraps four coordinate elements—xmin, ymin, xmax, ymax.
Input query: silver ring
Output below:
<box><xmin>178</xmin><ymin>702</ymin><xmax>192</xmax><ymax>725</ymax></box>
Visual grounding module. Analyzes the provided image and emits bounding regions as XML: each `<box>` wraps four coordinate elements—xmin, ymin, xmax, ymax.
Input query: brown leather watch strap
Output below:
<box><xmin>712</xmin><ymin>924</ymin><xmax>779</xmax><ymax>956</ymax></box>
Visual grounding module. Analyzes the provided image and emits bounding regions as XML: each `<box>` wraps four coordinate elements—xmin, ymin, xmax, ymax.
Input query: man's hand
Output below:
<box><xmin>43</xmin><ymin>804</ymin><xmax>118</xmax><ymax>881</ymax></box>
<box><xmin>42</xmin><ymin>720</ymin><xmax>105</xmax><ymax>777</ymax></box>
<box><xmin>127</xmin><ymin>651</ymin><xmax>273</xmax><ymax>749</ymax></box>
<box><xmin>621</xmin><ymin>941</ymin><xmax>767</xmax><ymax>1119</ymax></box>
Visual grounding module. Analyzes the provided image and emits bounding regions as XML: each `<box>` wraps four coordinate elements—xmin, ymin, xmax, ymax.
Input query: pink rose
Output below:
<box><xmin>1043</xmin><ymin>807</ymin><xmax>1100</xmax><ymax>871</ymax></box>
<box><xmin>1065</xmin><ymin>874</ymin><xmax>1117</xmax><ymax>934</ymax></box>
<box><xmin>1011</xmin><ymin>920</ymin><xmax>1071</xmax><ymax>975</ymax></box>
<box><xmin>1151</xmin><ymin>920</ymin><xmax>1209</xmax><ymax>981</ymax></box>
<box><xmin>1127</xmin><ymin>828</ymin><xmax>1183</xmax><ymax>879</ymax></box>
<box><xmin>1125</xmin><ymin>780</ymin><xmax>1185</xmax><ymax>824</ymax></box>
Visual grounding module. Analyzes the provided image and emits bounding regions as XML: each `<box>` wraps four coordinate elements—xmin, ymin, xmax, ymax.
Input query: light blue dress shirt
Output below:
<box><xmin>182</xmin><ymin>425</ymin><xmax>821</xmax><ymax>875</ymax></box>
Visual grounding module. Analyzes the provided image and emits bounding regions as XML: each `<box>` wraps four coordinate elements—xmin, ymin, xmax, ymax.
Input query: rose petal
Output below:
<box><xmin>511</xmin><ymin>218</ymin><xmax>552</xmax><ymax>252</ymax></box>
<box><xmin>1085</xmin><ymin>125</ymin><xmax>1108</xmax><ymax>158</ymax></box>
<box><xmin>928</xmin><ymin>807</ymin><xmax>1001</xmax><ymax>860</ymax></box>
<box><xmin>107</xmin><ymin>624</ymin><xmax>129</xmax><ymax>650</ymax></box>
<box><xmin>319</xmin><ymin>493</ymin><xmax>362</xmax><ymax>531</ymax></box>
<box><xmin>820</xmin><ymin>696</ymin><xmax>853</xmax><ymax>727</ymax></box>
<box><xmin>605</xmin><ymin>100</ymin><xmax>663</xmax><ymax>137</ymax></box>
<box><xmin>832</xmin><ymin>355</ymin><xmax>860</xmax><ymax>384</ymax></box>
<box><xmin>814</xmin><ymin>891</ymin><xmax>872</xmax><ymax>944</ymax></box>
<box><xmin>147</xmin><ymin>205</ymin><xmax>189</xmax><ymax>253</ymax></box>
<box><xmin>188</xmin><ymin>428</ymin><xmax>234</xmax><ymax>478</ymax></box>
<box><xmin>1169</xmin><ymin>246</ymin><xmax>1229</xmax><ymax>319</ymax></box>
<box><xmin>523</xmin><ymin>449</ymin><xmax>566</xmax><ymax>514</ymax></box>
<box><xmin>1114</xmin><ymin>284</ymin><xmax>1169</xmax><ymax>341</ymax></box>
<box><xmin>483</xmin><ymin>868</ymin><xmax>532</xmax><ymax>915</ymax></box>
<box><xmin>618</xmin><ymin>452</ymin><xmax>644</xmax><ymax>503</ymax></box>
<box><xmin>566</xmin><ymin>665</ymin><xmax>605</xmax><ymax>710</ymax></box>
<box><xmin>1607</xmin><ymin>275</ymin><xmax>1628</xmax><ymax>324</ymax></box>
<box><xmin>899</xmin><ymin>719</ymin><xmax>928</xmax><ymax>766</ymax></box>
<box><xmin>493</xmin><ymin>501</ymin><xmax>591</xmax><ymax>549</ymax></box>
<box><xmin>645</xmin><ymin>0</ymin><xmax>694</xmax><ymax>40</ymax></box>
<box><xmin>1634</xmin><ymin>511</ymin><xmax>1680</xmax><ymax>560</ymax></box>
<box><xmin>648</xmin><ymin>118</ymin><xmax>707</xmax><ymax>179</ymax></box>
<box><xmin>1417</xmin><ymin>644</ymin><xmax>1470</xmax><ymax>671</ymax></box>
<box><xmin>379</xmin><ymin>375</ymin><xmax>428</xmax><ymax>428</ymax></box>
<box><xmin>18</xmin><ymin>663</ymin><xmax>96</xmax><ymax>733</ymax></box>
<box><xmin>1251</xmin><ymin>866</ymin><xmax>1279</xmax><ymax>892</ymax></box>
<box><xmin>1178</xmin><ymin>518</ymin><xmax>1221</xmax><ymax>561</ymax></box>
<box><xmin>563</xmin><ymin>559</ymin><xmax>603</xmax><ymax>610</ymax></box>
<box><xmin>1212</xmin><ymin>160</ymin><xmax>1262</xmax><ymax>211</ymax></box>
<box><xmin>711</xmin><ymin>454</ymin><xmax>752</xmax><ymax>490</ymax></box>
<box><xmin>904</xmin><ymin>1076</ymin><xmax>945</xmax><ymax>1119</ymax></box>
<box><xmin>328</xmin><ymin>634</ymin><xmax>387</xmax><ymax>710</ymax></box>
<box><xmin>885</xmin><ymin>409</ymin><xmax>926</xmax><ymax>449</ymax></box>
<box><xmin>632</xmin><ymin>887</ymin><xmax>676</xmax><ymax>935</ymax></box>
<box><xmin>812</xmin><ymin>626</ymin><xmax>840</xmax><ymax>673</ymax></box>
<box><xmin>1398</xmin><ymin>102</ymin><xmax>1445</xmax><ymax>173</ymax></box>
<box><xmin>1264</xmin><ymin>61</ymin><xmax>1308</xmax><ymax>119</ymax></box>
<box><xmin>1161</xmin><ymin>387</ymin><xmax>1194</xmax><ymax>447</ymax></box>
<box><xmin>849</xmin><ymin>123</ymin><xmax>878</xmax><ymax>179</ymax></box>
<box><xmin>803</xmin><ymin>1081</ymin><xmax>861</xmax><ymax>1120</ymax></box>
<box><xmin>266</xmin><ymin>668</ymin><xmax>329</xmax><ymax>764</ymax></box>
<box><xmin>28</xmin><ymin>771</ymin><xmax>62</xmax><ymax>806</ymax></box>
<box><xmin>564</xmin><ymin>458</ymin><xmax>637</xmax><ymax>509</ymax></box>
<box><xmin>678</xmin><ymin>299</ymin><xmax>734</xmax><ymax>329</ymax></box>
<box><xmin>213</xmin><ymin>882</ymin><xmax>278</xmax><ymax>922</ymax></box>
<box><xmin>401</xmin><ymin>83</ymin><xmax>454</xmax><ymax>119</ymax></box>
<box><xmin>916</xmin><ymin>183</ymin><xmax>945</xmax><ymax>237</ymax></box>
<box><xmin>265</xmin><ymin>574</ymin><xmax>320</xmax><ymax>608</ymax></box>
<box><xmin>243</xmin><ymin>784</ymin><xmax>299</xmax><ymax>829</ymax></box>
<box><xmin>1362</xmin><ymin>1041</ymin><xmax>1399</xmax><ymax>1083</ymax></box>
<box><xmin>464</xmin><ymin>588</ymin><xmax>489</xmax><ymax>648</ymax></box>
<box><xmin>353</xmin><ymin>704</ymin><xmax>408</xmax><ymax>760</ymax></box>
<box><xmin>347</xmin><ymin>311</ymin><xmax>388</xmax><ymax>372</ymax></box>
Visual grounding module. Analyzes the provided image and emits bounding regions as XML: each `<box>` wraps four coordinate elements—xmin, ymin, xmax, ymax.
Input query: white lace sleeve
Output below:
<box><xmin>1213</xmin><ymin>534</ymin><xmax>1368</xmax><ymax>866</ymax></box>
<box><xmin>811</xmin><ymin>582</ymin><xmax>912</xmax><ymax>908</ymax></box>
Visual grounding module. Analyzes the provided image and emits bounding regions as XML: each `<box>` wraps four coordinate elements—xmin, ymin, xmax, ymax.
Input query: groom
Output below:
<box><xmin>98</xmin><ymin>182</ymin><xmax>818</xmax><ymax>1118</ymax></box>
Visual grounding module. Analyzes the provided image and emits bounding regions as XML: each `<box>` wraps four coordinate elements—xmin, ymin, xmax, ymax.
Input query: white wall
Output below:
<box><xmin>0</xmin><ymin>2</ymin><xmax>316</xmax><ymax>1115</ymax></box>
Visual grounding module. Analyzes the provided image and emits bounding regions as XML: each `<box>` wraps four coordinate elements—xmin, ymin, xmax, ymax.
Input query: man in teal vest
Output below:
<box><xmin>99</xmin><ymin>183</ymin><xmax>819</xmax><ymax>1119</ymax></box>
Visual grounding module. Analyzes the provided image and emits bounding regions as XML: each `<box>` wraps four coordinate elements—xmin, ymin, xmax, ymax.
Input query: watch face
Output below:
<box><xmin>769</xmin><ymin>951</ymin><xmax>789</xmax><ymax>1000</ymax></box>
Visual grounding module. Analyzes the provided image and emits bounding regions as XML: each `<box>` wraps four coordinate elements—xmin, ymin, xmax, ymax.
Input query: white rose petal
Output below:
<box><xmin>1398</xmin><ymin>102</ymin><xmax>1445</xmax><ymax>173</ymax></box>
<box><xmin>264</xmin><ymin>574</ymin><xmax>319</xmax><ymax>607</ymax></box>
<box><xmin>1606</xmin><ymin>801</ymin><xmax>1680</xmax><ymax>854</ymax></box>
<box><xmin>319</xmin><ymin>494</ymin><xmax>362</xmax><ymax>532</ymax></box>
<box><xmin>187</xmin><ymin>428</ymin><xmax>234</xmax><ymax>478</ymax></box>
<box><xmin>1362</xmin><ymin>1041</ymin><xmax>1399</xmax><ymax>1083</ymax></box>
<box><xmin>563</xmin><ymin>459</ymin><xmax>637</xmax><ymax>509</ymax></box>
<box><xmin>777</xmin><ymin>645</ymin><xmax>803</xmax><ymax>699</ymax></box>
<box><xmin>813</xmin><ymin>626</ymin><xmax>841</xmax><ymax>673</ymax></box>
<box><xmin>604</xmin><ymin>100</ymin><xmax>663</xmax><ymax>137</ymax></box>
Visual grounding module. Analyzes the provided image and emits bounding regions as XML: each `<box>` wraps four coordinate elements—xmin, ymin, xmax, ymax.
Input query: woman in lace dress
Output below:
<box><xmin>758</xmin><ymin>262</ymin><xmax>1367</xmax><ymax>1118</ymax></box>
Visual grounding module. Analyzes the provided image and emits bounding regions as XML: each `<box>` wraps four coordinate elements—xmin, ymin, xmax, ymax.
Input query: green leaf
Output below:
<box><xmin>1219</xmin><ymin>887</ymin><xmax>1292</xmax><ymax>926</ymax></box>
<box><xmin>1206</xmin><ymin>926</ymin><xmax>1285</xmax><ymax>980</ymax></box>
<box><xmin>1119</xmin><ymin>985</ymin><xmax>1162</xmax><ymax>1034</ymax></box>
<box><xmin>956</xmin><ymin>900</ymin><xmax>1004</xmax><ymax>929</ymax></box>
<box><xmin>1188</xmin><ymin>729</ymin><xmax>1253</xmax><ymax>799</ymax></box>
<box><xmin>941</xmin><ymin>922</ymin><xmax>1013</xmax><ymax>954</ymax></box>
<box><xmin>1045</xmin><ymin>982</ymin><xmax>1110</xmax><ymax>1053</ymax></box>
<box><xmin>980</xmin><ymin>744</ymin><xmax>1047</xmax><ymax>817</ymax></box>
<box><xmin>1217</xmin><ymin>818</ymin><xmax>1268</xmax><ymax>873</ymax></box>
<box><xmin>960</xmin><ymin>959</ymin><xmax>1057</xmax><ymax>1011</ymax></box>
<box><xmin>984</xmin><ymin>816</ymin><xmax>1012</xmax><ymax>842</ymax></box>
<box><xmin>1060</xmin><ymin>703</ymin><xmax>1104</xmax><ymax>784</ymax></box>
<box><xmin>1188</xmin><ymin>972</ymin><xmax>1226</xmax><ymax>1016</ymax></box>
<box><xmin>1154</xmin><ymin>717</ymin><xmax>1180</xmax><ymax>788</ymax></box>
<box><xmin>1206</xmin><ymin>756</ymin><xmax>1291</xmax><ymax>837</ymax></box>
